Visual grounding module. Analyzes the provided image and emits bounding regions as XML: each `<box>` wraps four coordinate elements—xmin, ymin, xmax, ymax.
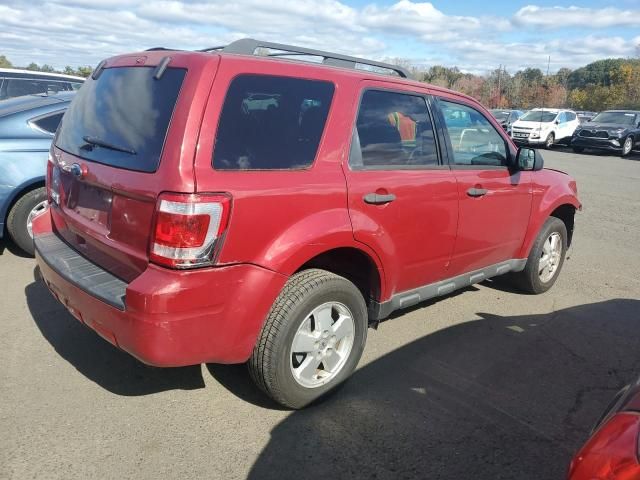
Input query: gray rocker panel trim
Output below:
<box><xmin>35</xmin><ymin>232</ymin><xmax>127</xmax><ymax>311</ymax></box>
<box><xmin>369</xmin><ymin>258</ymin><xmax>527</xmax><ymax>321</ymax></box>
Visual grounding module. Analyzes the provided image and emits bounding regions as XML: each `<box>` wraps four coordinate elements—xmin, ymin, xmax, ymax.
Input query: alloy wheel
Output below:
<box><xmin>290</xmin><ymin>302</ymin><xmax>355</xmax><ymax>389</ymax></box>
<box><xmin>546</xmin><ymin>133</ymin><xmax>555</xmax><ymax>149</ymax></box>
<box><xmin>539</xmin><ymin>232</ymin><xmax>562</xmax><ymax>283</ymax></box>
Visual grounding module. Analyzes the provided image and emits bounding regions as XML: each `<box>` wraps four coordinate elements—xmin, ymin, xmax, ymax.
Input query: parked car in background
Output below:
<box><xmin>33</xmin><ymin>38</ymin><xmax>580</xmax><ymax>409</ymax></box>
<box><xmin>0</xmin><ymin>69</ymin><xmax>83</xmax><ymax>101</ymax></box>
<box><xmin>0</xmin><ymin>91</ymin><xmax>74</xmax><ymax>254</ymax></box>
<box><xmin>511</xmin><ymin>108</ymin><xmax>580</xmax><ymax>148</ymax></box>
<box><xmin>490</xmin><ymin>109</ymin><xmax>524</xmax><ymax>135</ymax></box>
<box><xmin>576</xmin><ymin>111</ymin><xmax>597</xmax><ymax>124</ymax></box>
<box><xmin>568</xmin><ymin>375</ymin><xmax>640</xmax><ymax>479</ymax></box>
<box><xmin>571</xmin><ymin>110</ymin><xmax>640</xmax><ymax>157</ymax></box>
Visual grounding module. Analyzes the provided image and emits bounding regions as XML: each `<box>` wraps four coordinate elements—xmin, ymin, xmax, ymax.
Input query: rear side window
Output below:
<box><xmin>350</xmin><ymin>89</ymin><xmax>438</xmax><ymax>169</ymax></box>
<box><xmin>31</xmin><ymin>111</ymin><xmax>65</xmax><ymax>135</ymax></box>
<box><xmin>213</xmin><ymin>75</ymin><xmax>334</xmax><ymax>170</ymax></box>
<box><xmin>56</xmin><ymin>67</ymin><xmax>186</xmax><ymax>173</ymax></box>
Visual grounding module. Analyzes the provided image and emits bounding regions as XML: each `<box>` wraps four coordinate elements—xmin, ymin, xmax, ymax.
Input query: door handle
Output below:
<box><xmin>363</xmin><ymin>193</ymin><xmax>396</xmax><ymax>205</ymax></box>
<box><xmin>467</xmin><ymin>187</ymin><xmax>488</xmax><ymax>197</ymax></box>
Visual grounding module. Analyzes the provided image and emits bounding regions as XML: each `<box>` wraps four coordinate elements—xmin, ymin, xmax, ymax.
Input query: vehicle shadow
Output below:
<box><xmin>0</xmin><ymin>236</ymin><xmax>31</xmax><ymax>258</ymax></box>
<box><xmin>206</xmin><ymin>287</ymin><xmax>482</xmax><ymax>411</ymax></box>
<box><xmin>247</xmin><ymin>299</ymin><xmax>640</xmax><ymax>480</ymax></box>
<box><xmin>25</xmin><ymin>268</ymin><xmax>205</xmax><ymax>396</ymax></box>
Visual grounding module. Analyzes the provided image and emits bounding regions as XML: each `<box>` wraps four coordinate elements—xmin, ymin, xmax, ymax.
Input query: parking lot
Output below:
<box><xmin>1</xmin><ymin>149</ymin><xmax>639</xmax><ymax>479</ymax></box>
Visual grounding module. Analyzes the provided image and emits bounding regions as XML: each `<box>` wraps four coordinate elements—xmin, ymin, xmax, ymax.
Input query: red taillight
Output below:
<box><xmin>568</xmin><ymin>413</ymin><xmax>640</xmax><ymax>480</ymax></box>
<box><xmin>154</xmin><ymin>212</ymin><xmax>211</xmax><ymax>248</ymax></box>
<box><xmin>46</xmin><ymin>156</ymin><xmax>61</xmax><ymax>205</ymax></box>
<box><xmin>46</xmin><ymin>158</ymin><xmax>53</xmax><ymax>203</ymax></box>
<box><xmin>150</xmin><ymin>193</ymin><xmax>231</xmax><ymax>269</ymax></box>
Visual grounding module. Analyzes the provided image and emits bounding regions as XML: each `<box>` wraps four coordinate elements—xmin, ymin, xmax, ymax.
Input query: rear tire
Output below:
<box><xmin>6</xmin><ymin>187</ymin><xmax>47</xmax><ymax>256</ymax></box>
<box><xmin>249</xmin><ymin>269</ymin><xmax>368</xmax><ymax>409</ymax></box>
<box><xmin>622</xmin><ymin>136</ymin><xmax>634</xmax><ymax>157</ymax></box>
<box><xmin>512</xmin><ymin>217</ymin><xmax>567</xmax><ymax>294</ymax></box>
<box><xmin>572</xmin><ymin>146</ymin><xmax>584</xmax><ymax>153</ymax></box>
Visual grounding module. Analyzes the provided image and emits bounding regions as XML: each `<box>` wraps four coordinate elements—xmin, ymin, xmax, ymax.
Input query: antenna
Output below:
<box><xmin>496</xmin><ymin>64</ymin><xmax>502</xmax><ymax>109</ymax></box>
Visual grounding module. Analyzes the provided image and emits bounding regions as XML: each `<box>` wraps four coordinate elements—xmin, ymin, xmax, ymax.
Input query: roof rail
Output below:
<box><xmin>199</xmin><ymin>38</ymin><xmax>412</xmax><ymax>79</ymax></box>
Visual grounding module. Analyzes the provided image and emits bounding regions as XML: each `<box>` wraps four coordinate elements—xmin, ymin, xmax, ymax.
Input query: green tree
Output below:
<box><xmin>25</xmin><ymin>62</ymin><xmax>40</xmax><ymax>71</ymax></box>
<box><xmin>0</xmin><ymin>55</ymin><xmax>13</xmax><ymax>68</ymax></box>
<box><xmin>554</xmin><ymin>67</ymin><xmax>572</xmax><ymax>88</ymax></box>
<box><xmin>75</xmin><ymin>66</ymin><xmax>93</xmax><ymax>78</ymax></box>
<box><xmin>522</xmin><ymin>68</ymin><xmax>543</xmax><ymax>85</ymax></box>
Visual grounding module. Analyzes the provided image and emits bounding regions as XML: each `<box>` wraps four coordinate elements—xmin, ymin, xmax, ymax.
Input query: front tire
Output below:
<box><xmin>6</xmin><ymin>187</ymin><xmax>47</xmax><ymax>256</ymax></box>
<box><xmin>545</xmin><ymin>133</ymin><xmax>555</xmax><ymax>149</ymax></box>
<box><xmin>622</xmin><ymin>136</ymin><xmax>634</xmax><ymax>157</ymax></box>
<box><xmin>512</xmin><ymin>217</ymin><xmax>567</xmax><ymax>294</ymax></box>
<box><xmin>572</xmin><ymin>146</ymin><xmax>584</xmax><ymax>153</ymax></box>
<box><xmin>249</xmin><ymin>269</ymin><xmax>368</xmax><ymax>409</ymax></box>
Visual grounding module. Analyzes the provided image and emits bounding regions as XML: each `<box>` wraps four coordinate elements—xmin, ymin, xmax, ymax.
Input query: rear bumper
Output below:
<box><xmin>571</xmin><ymin>136</ymin><xmax>622</xmax><ymax>151</ymax></box>
<box><xmin>33</xmin><ymin>210</ymin><xmax>287</xmax><ymax>367</ymax></box>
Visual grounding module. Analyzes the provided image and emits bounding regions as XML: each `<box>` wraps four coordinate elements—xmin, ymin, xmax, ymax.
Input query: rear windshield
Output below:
<box><xmin>490</xmin><ymin>110</ymin><xmax>510</xmax><ymax>121</ymax></box>
<box><xmin>590</xmin><ymin>111</ymin><xmax>637</xmax><ymax>125</ymax></box>
<box><xmin>519</xmin><ymin>110</ymin><xmax>557</xmax><ymax>123</ymax></box>
<box><xmin>213</xmin><ymin>75</ymin><xmax>334</xmax><ymax>170</ymax></box>
<box><xmin>56</xmin><ymin>66</ymin><xmax>186</xmax><ymax>173</ymax></box>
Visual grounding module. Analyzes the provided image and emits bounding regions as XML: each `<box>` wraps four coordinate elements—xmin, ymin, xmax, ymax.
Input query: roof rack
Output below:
<box><xmin>199</xmin><ymin>38</ymin><xmax>411</xmax><ymax>79</ymax></box>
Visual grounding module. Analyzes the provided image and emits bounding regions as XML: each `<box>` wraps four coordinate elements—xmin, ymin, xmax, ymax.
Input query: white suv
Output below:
<box><xmin>511</xmin><ymin>108</ymin><xmax>580</xmax><ymax>148</ymax></box>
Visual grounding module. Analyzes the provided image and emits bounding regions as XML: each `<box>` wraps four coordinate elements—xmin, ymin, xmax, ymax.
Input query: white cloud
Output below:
<box><xmin>514</xmin><ymin>5</ymin><xmax>640</xmax><ymax>29</ymax></box>
<box><xmin>0</xmin><ymin>1</ymin><xmax>638</xmax><ymax>74</ymax></box>
<box><xmin>361</xmin><ymin>1</ymin><xmax>479</xmax><ymax>36</ymax></box>
<box><xmin>440</xmin><ymin>35</ymin><xmax>639</xmax><ymax>75</ymax></box>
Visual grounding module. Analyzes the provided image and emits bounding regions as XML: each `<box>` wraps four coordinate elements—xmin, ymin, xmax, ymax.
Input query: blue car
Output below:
<box><xmin>0</xmin><ymin>91</ymin><xmax>75</xmax><ymax>254</ymax></box>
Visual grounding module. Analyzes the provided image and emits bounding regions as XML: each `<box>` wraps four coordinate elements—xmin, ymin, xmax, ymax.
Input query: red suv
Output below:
<box><xmin>33</xmin><ymin>39</ymin><xmax>581</xmax><ymax>408</ymax></box>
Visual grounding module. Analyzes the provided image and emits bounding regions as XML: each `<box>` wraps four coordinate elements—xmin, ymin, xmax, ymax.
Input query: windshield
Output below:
<box><xmin>490</xmin><ymin>110</ymin><xmax>510</xmax><ymax>121</ymax></box>
<box><xmin>519</xmin><ymin>110</ymin><xmax>557</xmax><ymax>123</ymax></box>
<box><xmin>56</xmin><ymin>66</ymin><xmax>186</xmax><ymax>172</ymax></box>
<box><xmin>590</xmin><ymin>112</ymin><xmax>637</xmax><ymax>125</ymax></box>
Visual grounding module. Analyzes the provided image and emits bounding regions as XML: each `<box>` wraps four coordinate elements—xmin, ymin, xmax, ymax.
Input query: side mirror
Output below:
<box><xmin>516</xmin><ymin>147</ymin><xmax>544</xmax><ymax>171</ymax></box>
<box><xmin>554</xmin><ymin>120</ymin><xmax>560</xmax><ymax>125</ymax></box>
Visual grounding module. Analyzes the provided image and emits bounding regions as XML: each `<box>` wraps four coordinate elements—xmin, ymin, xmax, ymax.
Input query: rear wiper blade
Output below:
<box><xmin>82</xmin><ymin>135</ymin><xmax>136</xmax><ymax>155</ymax></box>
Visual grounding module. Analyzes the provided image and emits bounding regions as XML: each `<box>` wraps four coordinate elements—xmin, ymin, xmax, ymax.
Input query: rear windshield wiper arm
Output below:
<box><xmin>82</xmin><ymin>135</ymin><xmax>136</xmax><ymax>155</ymax></box>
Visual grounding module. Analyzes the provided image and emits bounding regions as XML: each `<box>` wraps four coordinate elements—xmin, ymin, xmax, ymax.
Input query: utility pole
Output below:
<box><xmin>496</xmin><ymin>64</ymin><xmax>502</xmax><ymax>108</ymax></box>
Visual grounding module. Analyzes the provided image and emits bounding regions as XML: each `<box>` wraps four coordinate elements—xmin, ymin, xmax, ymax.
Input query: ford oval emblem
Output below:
<box><xmin>70</xmin><ymin>163</ymin><xmax>83</xmax><ymax>178</ymax></box>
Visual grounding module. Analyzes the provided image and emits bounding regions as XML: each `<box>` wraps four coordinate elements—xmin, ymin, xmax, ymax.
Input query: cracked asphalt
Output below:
<box><xmin>1</xmin><ymin>149</ymin><xmax>639</xmax><ymax>479</ymax></box>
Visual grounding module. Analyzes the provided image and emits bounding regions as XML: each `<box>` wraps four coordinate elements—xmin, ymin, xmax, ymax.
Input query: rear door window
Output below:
<box><xmin>350</xmin><ymin>89</ymin><xmax>439</xmax><ymax>169</ymax></box>
<box><xmin>213</xmin><ymin>75</ymin><xmax>334</xmax><ymax>170</ymax></box>
<box><xmin>55</xmin><ymin>67</ymin><xmax>186</xmax><ymax>173</ymax></box>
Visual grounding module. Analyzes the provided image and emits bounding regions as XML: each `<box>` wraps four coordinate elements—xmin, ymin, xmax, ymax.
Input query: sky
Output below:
<box><xmin>1</xmin><ymin>0</ymin><xmax>639</xmax><ymax>75</ymax></box>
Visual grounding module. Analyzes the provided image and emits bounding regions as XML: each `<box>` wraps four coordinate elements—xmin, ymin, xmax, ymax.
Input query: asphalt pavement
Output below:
<box><xmin>1</xmin><ymin>149</ymin><xmax>639</xmax><ymax>479</ymax></box>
